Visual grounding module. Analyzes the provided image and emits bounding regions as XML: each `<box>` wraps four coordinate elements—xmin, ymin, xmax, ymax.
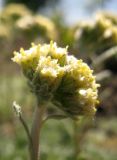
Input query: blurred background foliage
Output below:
<box><xmin>4</xmin><ymin>0</ymin><xmax>49</xmax><ymax>12</ymax></box>
<box><xmin>0</xmin><ymin>0</ymin><xmax>117</xmax><ymax>160</ymax></box>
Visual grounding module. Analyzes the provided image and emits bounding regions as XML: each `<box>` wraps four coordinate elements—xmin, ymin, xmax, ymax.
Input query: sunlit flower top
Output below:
<box><xmin>12</xmin><ymin>41</ymin><xmax>99</xmax><ymax>118</ymax></box>
<box><xmin>0</xmin><ymin>4</ymin><xmax>31</xmax><ymax>23</ymax></box>
<box><xmin>16</xmin><ymin>15</ymin><xmax>57</xmax><ymax>40</ymax></box>
<box><xmin>75</xmin><ymin>12</ymin><xmax>117</xmax><ymax>55</ymax></box>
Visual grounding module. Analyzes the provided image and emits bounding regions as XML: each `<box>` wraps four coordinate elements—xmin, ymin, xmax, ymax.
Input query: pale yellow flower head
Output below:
<box><xmin>75</xmin><ymin>12</ymin><xmax>117</xmax><ymax>55</ymax></box>
<box><xmin>0</xmin><ymin>4</ymin><xmax>31</xmax><ymax>23</ymax></box>
<box><xmin>12</xmin><ymin>41</ymin><xmax>99</xmax><ymax>118</ymax></box>
<box><xmin>15</xmin><ymin>15</ymin><xmax>57</xmax><ymax>41</ymax></box>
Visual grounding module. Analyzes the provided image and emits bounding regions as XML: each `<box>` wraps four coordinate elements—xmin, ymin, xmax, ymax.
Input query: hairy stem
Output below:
<box><xmin>19</xmin><ymin>115</ymin><xmax>34</xmax><ymax>160</ymax></box>
<box><xmin>12</xmin><ymin>102</ymin><xmax>32</xmax><ymax>150</ymax></box>
<box><xmin>30</xmin><ymin>105</ymin><xmax>46</xmax><ymax>160</ymax></box>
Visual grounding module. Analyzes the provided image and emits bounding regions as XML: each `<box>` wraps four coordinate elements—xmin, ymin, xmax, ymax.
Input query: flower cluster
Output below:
<box><xmin>12</xmin><ymin>42</ymin><xmax>99</xmax><ymax>118</ymax></box>
<box><xmin>16</xmin><ymin>15</ymin><xmax>57</xmax><ymax>40</ymax></box>
<box><xmin>0</xmin><ymin>4</ymin><xmax>31</xmax><ymax>23</ymax></box>
<box><xmin>75</xmin><ymin>12</ymin><xmax>117</xmax><ymax>55</ymax></box>
<box><xmin>0</xmin><ymin>4</ymin><xmax>57</xmax><ymax>57</ymax></box>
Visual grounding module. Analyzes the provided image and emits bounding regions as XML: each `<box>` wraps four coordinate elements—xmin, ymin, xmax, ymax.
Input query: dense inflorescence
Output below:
<box><xmin>12</xmin><ymin>42</ymin><xmax>99</xmax><ymax>119</ymax></box>
<box><xmin>0</xmin><ymin>4</ymin><xmax>31</xmax><ymax>23</ymax></box>
<box><xmin>0</xmin><ymin>4</ymin><xmax>57</xmax><ymax>56</ymax></box>
<box><xmin>75</xmin><ymin>12</ymin><xmax>117</xmax><ymax>55</ymax></box>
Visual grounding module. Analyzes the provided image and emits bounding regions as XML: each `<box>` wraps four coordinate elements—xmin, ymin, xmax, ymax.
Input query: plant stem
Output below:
<box><xmin>73</xmin><ymin>121</ymin><xmax>81</xmax><ymax>160</ymax></box>
<box><xmin>43</xmin><ymin>113</ymin><xmax>68</xmax><ymax>122</ymax></box>
<box><xmin>12</xmin><ymin>101</ymin><xmax>33</xmax><ymax>157</ymax></box>
<box><xmin>92</xmin><ymin>46</ymin><xmax>117</xmax><ymax>67</ymax></box>
<box><xmin>96</xmin><ymin>70</ymin><xmax>112</xmax><ymax>81</ymax></box>
<box><xmin>30</xmin><ymin>105</ymin><xmax>46</xmax><ymax>160</ymax></box>
<box><xmin>19</xmin><ymin>115</ymin><xmax>33</xmax><ymax>160</ymax></box>
<box><xmin>73</xmin><ymin>118</ymin><xmax>93</xmax><ymax>159</ymax></box>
